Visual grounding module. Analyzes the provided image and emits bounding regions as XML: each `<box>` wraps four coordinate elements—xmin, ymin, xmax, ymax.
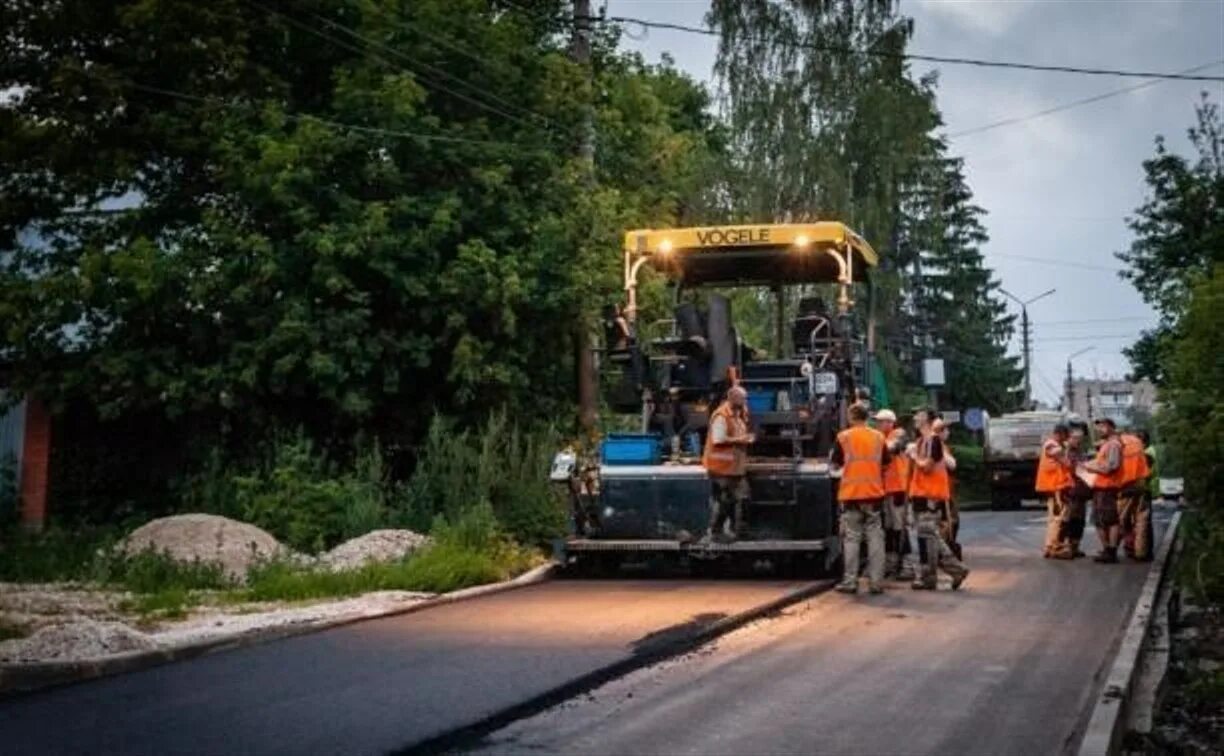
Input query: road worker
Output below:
<box><xmin>1036</xmin><ymin>423</ymin><xmax>1074</xmax><ymax>559</ymax></box>
<box><xmin>1082</xmin><ymin>418</ymin><xmax>1124</xmax><ymax>563</ymax></box>
<box><xmin>934</xmin><ymin>419</ymin><xmax>963</xmax><ymax>561</ymax></box>
<box><xmin>1063</xmin><ymin>425</ymin><xmax>1091</xmax><ymax>558</ymax></box>
<box><xmin>702</xmin><ymin>385</ymin><xmax>754</xmax><ymax>542</ymax></box>
<box><xmin>908</xmin><ymin>409</ymin><xmax>969</xmax><ymax>590</ymax></box>
<box><xmin>831</xmin><ymin>402</ymin><xmax>890</xmax><ymax>594</ymax></box>
<box><xmin>1118</xmin><ymin>428</ymin><xmax>1153</xmax><ymax>561</ymax></box>
<box><xmin>874</xmin><ymin>409</ymin><xmax>913</xmax><ymax>580</ymax></box>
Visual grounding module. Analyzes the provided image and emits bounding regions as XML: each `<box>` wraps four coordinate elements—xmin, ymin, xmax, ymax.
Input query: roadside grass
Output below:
<box><xmin>240</xmin><ymin>540</ymin><xmax>538</xmax><ymax>603</ymax></box>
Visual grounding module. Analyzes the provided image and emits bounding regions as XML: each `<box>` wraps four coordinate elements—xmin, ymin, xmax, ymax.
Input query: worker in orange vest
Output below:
<box><xmin>1036</xmin><ymin>423</ymin><xmax>1074</xmax><ymax>559</ymax></box>
<box><xmin>831</xmin><ymin>402</ymin><xmax>890</xmax><ymax>594</ymax></box>
<box><xmin>1082</xmin><ymin>418</ymin><xmax>1125</xmax><ymax>563</ymax></box>
<box><xmin>933</xmin><ymin>419</ymin><xmax>963</xmax><ymax>561</ymax></box>
<box><xmin>1117</xmin><ymin>429</ymin><xmax>1153</xmax><ymax>561</ymax></box>
<box><xmin>702</xmin><ymin>385</ymin><xmax>755</xmax><ymax>542</ymax></box>
<box><xmin>907</xmin><ymin>408</ymin><xmax>969</xmax><ymax>590</ymax></box>
<box><xmin>875</xmin><ymin>409</ymin><xmax>914</xmax><ymax>581</ymax></box>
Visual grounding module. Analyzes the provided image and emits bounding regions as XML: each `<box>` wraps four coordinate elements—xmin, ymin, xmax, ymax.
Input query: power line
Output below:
<box><xmin>248</xmin><ymin>1</ymin><xmax>546</xmax><ymax>132</ymax></box>
<box><xmin>1033</xmin><ymin>316</ymin><xmax>1153</xmax><ymax>326</ymax></box>
<box><xmin>988</xmin><ymin>252</ymin><xmax>1122</xmax><ymax>273</ymax></box>
<box><xmin>950</xmin><ymin>59</ymin><xmax>1224</xmax><ymax>138</ymax></box>
<box><xmin>300</xmin><ymin>5</ymin><xmax>553</xmax><ymax>128</ymax></box>
<box><xmin>1033</xmin><ymin>334</ymin><xmax>1143</xmax><ymax>342</ymax></box>
<box><xmin>107</xmin><ymin>78</ymin><xmax>542</xmax><ymax>151</ymax></box>
<box><xmin>587</xmin><ymin>15</ymin><xmax>1224</xmax><ymax>82</ymax></box>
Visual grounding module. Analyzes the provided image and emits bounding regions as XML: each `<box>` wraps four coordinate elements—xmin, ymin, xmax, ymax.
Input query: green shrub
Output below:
<box><xmin>396</xmin><ymin>414</ymin><xmax>565</xmax><ymax>546</ymax></box>
<box><xmin>95</xmin><ymin>548</ymin><xmax>232</xmax><ymax>594</ymax></box>
<box><xmin>0</xmin><ymin>527</ymin><xmax>116</xmax><ymax>583</ymax></box>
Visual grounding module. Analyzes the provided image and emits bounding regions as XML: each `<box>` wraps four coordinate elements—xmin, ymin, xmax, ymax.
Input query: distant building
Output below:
<box><xmin>1066</xmin><ymin>378</ymin><xmax>1158</xmax><ymax>428</ymax></box>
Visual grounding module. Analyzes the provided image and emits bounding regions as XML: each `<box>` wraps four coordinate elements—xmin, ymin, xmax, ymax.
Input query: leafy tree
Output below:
<box><xmin>1118</xmin><ymin>95</ymin><xmax>1224</xmax><ymax>385</ymax></box>
<box><xmin>0</xmin><ymin>0</ymin><xmax>721</xmax><ymax>481</ymax></box>
<box><xmin>898</xmin><ymin>151</ymin><xmax>1020</xmax><ymax>413</ymax></box>
<box><xmin>706</xmin><ymin>0</ymin><xmax>1017</xmax><ymax>412</ymax></box>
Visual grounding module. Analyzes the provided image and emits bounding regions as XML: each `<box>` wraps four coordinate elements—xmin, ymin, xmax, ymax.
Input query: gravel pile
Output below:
<box><xmin>120</xmin><ymin>514</ymin><xmax>285</xmax><ymax>582</ymax></box>
<box><xmin>319</xmin><ymin>529</ymin><xmax>431</xmax><ymax>572</ymax></box>
<box><xmin>0</xmin><ymin>619</ymin><xmax>159</xmax><ymax>663</ymax></box>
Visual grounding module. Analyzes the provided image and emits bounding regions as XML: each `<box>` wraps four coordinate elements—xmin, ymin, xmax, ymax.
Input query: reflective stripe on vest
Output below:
<box><xmin>836</xmin><ymin>426</ymin><xmax>885</xmax><ymax>501</ymax></box>
<box><xmin>1035</xmin><ymin>437</ymin><xmax>1072</xmax><ymax>493</ymax></box>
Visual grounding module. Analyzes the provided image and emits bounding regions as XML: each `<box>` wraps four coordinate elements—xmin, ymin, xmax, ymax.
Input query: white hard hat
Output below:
<box><xmin>874</xmin><ymin>409</ymin><xmax>897</xmax><ymax>422</ymax></box>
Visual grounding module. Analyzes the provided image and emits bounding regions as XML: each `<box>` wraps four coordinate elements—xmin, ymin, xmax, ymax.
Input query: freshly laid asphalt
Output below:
<box><xmin>0</xmin><ymin>576</ymin><xmax>810</xmax><ymax>755</ymax></box>
<box><xmin>476</xmin><ymin>508</ymin><xmax>1173</xmax><ymax>756</ymax></box>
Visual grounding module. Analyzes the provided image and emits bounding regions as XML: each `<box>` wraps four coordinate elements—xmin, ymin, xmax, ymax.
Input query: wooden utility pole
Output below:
<box><xmin>571</xmin><ymin>0</ymin><xmax>598</xmax><ymax>431</ymax></box>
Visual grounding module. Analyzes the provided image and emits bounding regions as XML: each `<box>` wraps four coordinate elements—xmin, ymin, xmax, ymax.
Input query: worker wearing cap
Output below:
<box><xmin>1082</xmin><ymin>418</ymin><xmax>1124</xmax><ymax>563</ymax></box>
<box><xmin>831</xmin><ymin>402</ymin><xmax>890</xmax><ymax>594</ymax></box>
<box><xmin>875</xmin><ymin>409</ymin><xmax>914</xmax><ymax>581</ymax></box>
<box><xmin>1036</xmin><ymin>423</ymin><xmax>1074</xmax><ymax>558</ymax></box>
<box><xmin>1118</xmin><ymin>428</ymin><xmax>1153</xmax><ymax>561</ymax></box>
<box><xmin>907</xmin><ymin>408</ymin><xmax>970</xmax><ymax>590</ymax></box>
<box><xmin>702</xmin><ymin>385</ymin><xmax>754</xmax><ymax>542</ymax></box>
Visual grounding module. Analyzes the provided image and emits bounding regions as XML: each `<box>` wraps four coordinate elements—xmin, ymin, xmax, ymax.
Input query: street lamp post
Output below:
<box><xmin>1065</xmin><ymin>346</ymin><xmax>1094</xmax><ymax>413</ymax></box>
<box><xmin>1001</xmin><ymin>287</ymin><xmax>1056</xmax><ymax>410</ymax></box>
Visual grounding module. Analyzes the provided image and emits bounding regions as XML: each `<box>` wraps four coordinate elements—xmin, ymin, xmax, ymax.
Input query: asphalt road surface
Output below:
<box><xmin>0</xmin><ymin>577</ymin><xmax>810</xmax><ymax>756</ymax></box>
<box><xmin>476</xmin><ymin>508</ymin><xmax>1172</xmax><ymax>756</ymax></box>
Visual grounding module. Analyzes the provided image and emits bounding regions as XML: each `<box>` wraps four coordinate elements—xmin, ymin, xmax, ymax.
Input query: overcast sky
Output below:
<box><xmin>613</xmin><ymin>0</ymin><xmax>1224</xmax><ymax>407</ymax></box>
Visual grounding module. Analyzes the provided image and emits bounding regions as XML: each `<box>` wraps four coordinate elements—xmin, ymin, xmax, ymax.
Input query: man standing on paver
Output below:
<box><xmin>1037</xmin><ymin>423</ymin><xmax>1074</xmax><ymax>558</ymax></box>
<box><xmin>875</xmin><ymin>409</ymin><xmax>914</xmax><ymax>581</ymax></box>
<box><xmin>702</xmin><ymin>385</ymin><xmax>755</xmax><ymax>542</ymax></box>
<box><xmin>908</xmin><ymin>409</ymin><xmax>969</xmax><ymax>590</ymax></box>
<box><xmin>1083</xmin><ymin>418</ymin><xmax>1125</xmax><ymax>563</ymax></box>
<box><xmin>832</xmin><ymin>402</ymin><xmax>889</xmax><ymax>595</ymax></box>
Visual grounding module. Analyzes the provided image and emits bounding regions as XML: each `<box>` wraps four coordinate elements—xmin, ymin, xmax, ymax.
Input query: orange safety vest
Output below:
<box><xmin>908</xmin><ymin>435</ymin><xmax>951</xmax><ymax>501</ymax></box>
<box><xmin>703</xmin><ymin>403</ymin><xmax>749</xmax><ymax>477</ymax></box>
<box><xmin>1118</xmin><ymin>433</ymin><xmax>1150</xmax><ymax>487</ymax></box>
<box><xmin>1091</xmin><ymin>437</ymin><xmax>1125</xmax><ymax>490</ymax></box>
<box><xmin>882</xmin><ymin>430</ymin><xmax>909</xmax><ymax>494</ymax></box>
<box><xmin>835</xmin><ymin>425</ymin><xmax>886</xmax><ymax>502</ymax></box>
<box><xmin>1035</xmin><ymin>437</ymin><xmax>1072</xmax><ymax>493</ymax></box>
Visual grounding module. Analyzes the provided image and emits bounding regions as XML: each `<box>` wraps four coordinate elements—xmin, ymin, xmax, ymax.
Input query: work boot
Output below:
<box><xmin>911</xmin><ymin>577</ymin><xmax>937</xmax><ymax>590</ymax></box>
<box><xmin>950</xmin><ymin>567</ymin><xmax>969</xmax><ymax>591</ymax></box>
<box><xmin>835</xmin><ymin>579</ymin><xmax>858</xmax><ymax>594</ymax></box>
<box><xmin>1049</xmin><ymin>545</ymin><xmax>1075</xmax><ymax>560</ymax></box>
<box><xmin>868</xmin><ymin>582</ymin><xmax>884</xmax><ymax>595</ymax></box>
<box><xmin>1093</xmin><ymin>548</ymin><xmax>1118</xmax><ymax>564</ymax></box>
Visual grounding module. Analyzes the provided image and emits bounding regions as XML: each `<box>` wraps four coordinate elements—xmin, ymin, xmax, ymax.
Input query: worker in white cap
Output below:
<box><xmin>874</xmin><ymin>408</ymin><xmax>914</xmax><ymax>580</ymax></box>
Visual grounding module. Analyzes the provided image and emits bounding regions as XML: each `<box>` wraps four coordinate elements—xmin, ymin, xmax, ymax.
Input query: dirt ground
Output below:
<box><xmin>0</xmin><ymin>582</ymin><xmax>432</xmax><ymax>663</ymax></box>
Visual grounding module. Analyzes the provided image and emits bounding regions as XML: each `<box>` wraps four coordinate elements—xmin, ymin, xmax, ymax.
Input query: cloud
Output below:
<box><xmin>910</xmin><ymin>0</ymin><xmax>1035</xmax><ymax>37</ymax></box>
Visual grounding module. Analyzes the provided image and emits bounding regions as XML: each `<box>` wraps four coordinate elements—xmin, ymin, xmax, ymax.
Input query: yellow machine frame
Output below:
<box><xmin>621</xmin><ymin>222</ymin><xmax>878</xmax><ymax>322</ymax></box>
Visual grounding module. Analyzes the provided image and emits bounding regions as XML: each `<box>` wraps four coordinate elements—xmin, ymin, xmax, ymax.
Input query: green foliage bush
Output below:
<box><xmin>396</xmin><ymin>414</ymin><xmax>565</xmax><ymax>547</ymax></box>
<box><xmin>0</xmin><ymin>527</ymin><xmax>115</xmax><ymax>583</ymax></box>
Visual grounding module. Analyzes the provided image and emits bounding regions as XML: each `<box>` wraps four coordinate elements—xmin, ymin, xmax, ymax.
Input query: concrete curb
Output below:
<box><xmin>1077</xmin><ymin>510</ymin><xmax>1182</xmax><ymax>756</ymax></box>
<box><xmin>0</xmin><ymin>562</ymin><xmax>559</xmax><ymax>699</ymax></box>
<box><xmin>398</xmin><ymin>579</ymin><xmax>833</xmax><ymax>756</ymax></box>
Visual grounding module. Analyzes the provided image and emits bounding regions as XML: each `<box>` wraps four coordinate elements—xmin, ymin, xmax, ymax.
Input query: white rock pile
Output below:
<box><xmin>120</xmin><ymin>513</ymin><xmax>285</xmax><ymax>582</ymax></box>
<box><xmin>0</xmin><ymin>619</ymin><xmax>159</xmax><ymax>663</ymax></box>
<box><xmin>318</xmin><ymin>529</ymin><xmax>431</xmax><ymax>572</ymax></box>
